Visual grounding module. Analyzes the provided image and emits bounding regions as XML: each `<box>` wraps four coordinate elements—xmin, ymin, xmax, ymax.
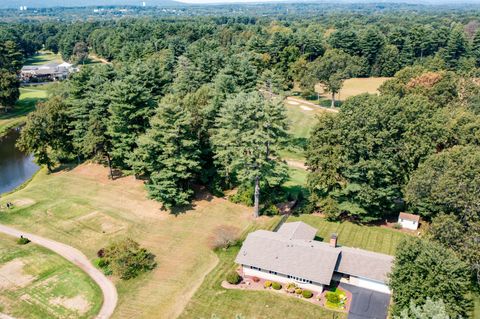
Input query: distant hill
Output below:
<box><xmin>0</xmin><ymin>0</ymin><xmax>181</xmax><ymax>9</ymax></box>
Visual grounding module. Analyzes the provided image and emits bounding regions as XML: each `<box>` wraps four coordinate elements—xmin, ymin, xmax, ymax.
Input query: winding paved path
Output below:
<box><xmin>0</xmin><ymin>224</ymin><xmax>117</xmax><ymax>319</ymax></box>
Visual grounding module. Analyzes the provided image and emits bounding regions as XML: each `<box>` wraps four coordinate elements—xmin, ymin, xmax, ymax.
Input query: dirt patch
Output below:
<box><xmin>0</xmin><ymin>260</ymin><xmax>35</xmax><ymax>290</ymax></box>
<box><xmin>75</xmin><ymin>211</ymin><xmax>127</xmax><ymax>234</ymax></box>
<box><xmin>50</xmin><ymin>295</ymin><xmax>90</xmax><ymax>314</ymax></box>
<box><xmin>287</xmin><ymin>100</ymin><xmax>299</xmax><ymax>105</ymax></box>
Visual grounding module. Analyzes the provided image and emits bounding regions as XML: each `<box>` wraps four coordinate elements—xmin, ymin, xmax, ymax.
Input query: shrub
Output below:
<box><xmin>226</xmin><ymin>270</ymin><xmax>241</xmax><ymax>285</ymax></box>
<box><xmin>229</xmin><ymin>184</ymin><xmax>254</xmax><ymax>206</ymax></box>
<box><xmin>326</xmin><ymin>291</ymin><xmax>340</xmax><ymax>303</ymax></box>
<box><xmin>295</xmin><ymin>288</ymin><xmax>303</xmax><ymax>294</ymax></box>
<box><xmin>302</xmin><ymin>290</ymin><xmax>313</xmax><ymax>298</ymax></box>
<box><xmin>252</xmin><ymin>276</ymin><xmax>260</xmax><ymax>283</ymax></box>
<box><xmin>264</xmin><ymin>281</ymin><xmax>272</xmax><ymax>288</ymax></box>
<box><xmin>17</xmin><ymin>236</ymin><xmax>30</xmax><ymax>245</ymax></box>
<box><xmin>262</xmin><ymin>204</ymin><xmax>279</xmax><ymax>216</ymax></box>
<box><xmin>101</xmin><ymin>238</ymin><xmax>156</xmax><ymax>280</ymax></box>
<box><xmin>97</xmin><ymin>248</ymin><xmax>105</xmax><ymax>257</ymax></box>
<box><xmin>272</xmin><ymin>282</ymin><xmax>282</xmax><ymax>290</ymax></box>
<box><xmin>393</xmin><ymin>222</ymin><xmax>403</xmax><ymax>230</ymax></box>
<box><xmin>286</xmin><ymin>283</ymin><xmax>297</xmax><ymax>293</ymax></box>
<box><xmin>208</xmin><ymin>225</ymin><xmax>241</xmax><ymax>250</ymax></box>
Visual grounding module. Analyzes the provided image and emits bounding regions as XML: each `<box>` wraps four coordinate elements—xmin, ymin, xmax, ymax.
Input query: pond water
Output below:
<box><xmin>0</xmin><ymin>128</ymin><xmax>39</xmax><ymax>195</ymax></box>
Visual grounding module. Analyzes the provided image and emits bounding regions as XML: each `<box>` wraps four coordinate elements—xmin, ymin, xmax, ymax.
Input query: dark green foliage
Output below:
<box><xmin>0</xmin><ymin>69</ymin><xmax>20</xmax><ymax>110</ymax></box>
<box><xmin>306</xmin><ymin>90</ymin><xmax>449</xmax><ymax>221</ymax></box>
<box><xmin>226</xmin><ymin>271</ymin><xmax>241</xmax><ymax>285</ymax></box>
<box><xmin>17</xmin><ymin>97</ymin><xmax>73</xmax><ymax>172</ymax></box>
<box><xmin>17</xmin><ymin>236</ymin><xmax>30</xmax><ymax>245</ymax></box>
<box><xmin>99</xmin><ymin>238</ymin><xmax>156</xmax><ymax>280</ymax></box>
<box><xmin>229</xmin><ymin>184</ymin><xmax>254</xmax><ymax>207</ymax></box>
<box><xmin>406</xmin><ymin>146</ymin><xmax>480</xmax><ymax>220</ymax></box>
<box><xmin>107</xmin><ymin>74</ymin><xmax>156</xmax><ymax>169</ymax></box>
<box><xmin>212</xmin><ymin>92</ymin><xmax>289</xmax><ymax>217</ymax></box>
<box><xmin>131</xmin><ymin>100</ymin><xmax>200</xmax><ymax>210</ymax></box>
<box><xmin>389</xmin><ymin>237</ymin><xmax>471</xmax><ymax>318</ymax></box>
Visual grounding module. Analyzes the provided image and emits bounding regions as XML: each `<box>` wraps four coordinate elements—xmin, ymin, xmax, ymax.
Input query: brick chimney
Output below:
<box><xmin>330</xmin><ymin>233</ymin><xmax>338</xmax><ymax>247</ymax></box>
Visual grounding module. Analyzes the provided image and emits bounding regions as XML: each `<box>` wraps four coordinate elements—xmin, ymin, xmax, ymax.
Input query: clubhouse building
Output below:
<box><xmin>235</xmin><ymin>222</ymin><xmax>393</xmax><ymax>294</ymax></box>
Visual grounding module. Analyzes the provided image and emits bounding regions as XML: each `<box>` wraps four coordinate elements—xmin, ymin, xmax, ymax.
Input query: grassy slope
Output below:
<box><xmin>0</xmin><ymin>164</ymin><xmax>259</xmax><ymax>318</ymax></box>
<box><xmin>280</xmin><ymin>101</ymin><xmax>325</xmax><ymax>162</ymax></box>
<box><xmin>287</xmin><ymin>215</ymin><xmax>409</xmax><ymax>256</ymax></box>
<box><xmin>0</xmin><ymin>84</ymin><xmax>50</xmax><ymax>137</ymax></box>
<box><xmin>24</xmin><ymin>52</ymin><xmax>63</xmax><ymax>66</ymax></box>
<box><xmin>0</xmin><ymin>233</ymin><xmax>102</xmax><ymax>318</ymax></box>
<box><xmin>179</xmin><ymin>218</ymin><xmax>347</xmax><ymax>319</ymax></box>
<box><xmin>314</xmin><ymin>77</ymin><xmax>391</xmax><ymax>101</ymax></box>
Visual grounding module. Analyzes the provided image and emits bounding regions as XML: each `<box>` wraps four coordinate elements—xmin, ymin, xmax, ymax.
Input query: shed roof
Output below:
<box><xmin>399</xmin><ymin>212</ymin><xmax>420</xmax><ymax>222</ymax></box>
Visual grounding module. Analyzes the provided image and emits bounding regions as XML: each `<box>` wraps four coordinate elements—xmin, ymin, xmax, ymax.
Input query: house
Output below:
<box><xmin>235</xmin><ymin>222</ymin><xmax>393</xmax><ymax>294</ymax></box>
<box><xmin>397</xmin><ymin>212</ymin><xmax>420</xmax><ymax>230</ymax></box>
<box><xmin>20</xmin><ymin>62</ymin><xmax>75</xmax><ymax>82</ymax></box>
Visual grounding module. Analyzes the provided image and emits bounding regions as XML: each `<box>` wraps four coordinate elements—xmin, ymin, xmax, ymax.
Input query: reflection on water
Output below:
<box><xmin>0</xmin><ymin>128</ymin><xmax>39</xmax><ymax>194</ymax></box>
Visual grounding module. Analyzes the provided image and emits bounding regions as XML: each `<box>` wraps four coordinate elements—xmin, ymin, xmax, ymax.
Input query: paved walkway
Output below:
<box><xmin>286</xmin><ymin>97</ymin><xmax>340</xmax><ymax>113</ymax></box>
<box><xmin>0</xmin><ymin>224</ymin><xmax>117</xmax><ymax>319</ymax></box>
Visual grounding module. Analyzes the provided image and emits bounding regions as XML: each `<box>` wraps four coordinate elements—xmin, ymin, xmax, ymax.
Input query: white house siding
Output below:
<box><xmin>242</xmin><ymin>266</ymin><xmax>324</xmax><ymax>292</ymax></box>
<box><xmin>350</xmin><ymin>276</ymin><xmax>391</xmax><ymax>294</ymax></box>
<box><xmin>398</xmin><ymin>218</ymin><xmax>418</xmax><ymax>230</ymax></box>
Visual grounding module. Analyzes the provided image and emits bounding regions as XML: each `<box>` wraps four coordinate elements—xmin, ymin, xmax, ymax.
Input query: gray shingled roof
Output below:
<box><xmin>235</xmin><ymin>230</ymin><xmax>339</xmax><ymax>285</ymax></box>
<box><xmin>276</xmin><ymin>221</ymin><xmax>317</xmax><ymax>240</ymax></box>
<box><xmin>336</xmin><ymin>247</ymin><xmax>393</xmax><ymax>283</ymax></box>
<box><xmin>236</xmin><ymin>222</ymin><xmax>393</xmax><ymax>285</ymax></box>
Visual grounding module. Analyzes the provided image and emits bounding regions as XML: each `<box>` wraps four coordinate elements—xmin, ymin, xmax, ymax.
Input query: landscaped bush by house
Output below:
<box><xmin>272</xmin><ymin>282</ymin><xmax>282</xmax><ymax>290</ymax></box>
<box><xmin>208</xmin><ymin>225</ymin><xmax>241</xmax><ymax>250</ymax></box>
<box><xmin>226</xmin><ymin>270</ymin><xmax>241</xmax><ymax>285</ymax></box>
<box><xmin>393</xmin><ymin>223</ymin><xmax>403</xmax><ymax>230</ymax></box>
<box><xmin>252</xmin><ymin>276</ymin><xmax>260</xmax><ymax>282</ymax></box>
<box><xmin>17</xmin><ymin>236</ymin><xmax>30</xmax><ymax>245</ymax></box>
<box><xmin>302</xmin><ymin>290</ymin><xmax>313</xmax><ymax>298</ymax></box>
<box><xmin>264</xmin><ymin>280</ymin><xmax>272</xmax><ymax>288</ymax></box>
<box><xmin>295</xmin><ymin>288</ymin><xmax>303</xmax><ymax>294</ymax></box>
<box><xmin>326</xmin><ymin>291</ymin><xmax>340</xmax><ymax>304</ymax></box>
<box><xmin>97</xmin><ymin>238</ymin><xmax>156</xmax><ymax>280</ymax></box>
<box><xmin>286</xmin><ymin>283</ymin><xmax>297</xmax><ymax>293</ymax></box>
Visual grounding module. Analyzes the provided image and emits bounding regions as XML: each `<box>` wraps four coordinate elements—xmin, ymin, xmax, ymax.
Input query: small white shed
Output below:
<box><xmin>398</xmin><ymin>212</ymin><xmax>420</xmax><ymax>230</ymax></box>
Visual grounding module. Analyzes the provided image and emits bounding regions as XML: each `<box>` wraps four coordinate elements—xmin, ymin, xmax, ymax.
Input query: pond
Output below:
<box><xmin>0</xmin><ymin>128</ymin><xmax>39</xmax><ymax>195</ymax></box>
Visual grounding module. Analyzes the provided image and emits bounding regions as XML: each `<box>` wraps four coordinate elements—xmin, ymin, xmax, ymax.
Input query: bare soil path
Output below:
<box><xmin>0</xmin><ymin>223</ymin><xmax>117</xmax><ymax>319</ymax></box>
<box><xmin>286</xmin><ymin>97</ymin><xmax>340</xmax><ymax>113</ymax></box>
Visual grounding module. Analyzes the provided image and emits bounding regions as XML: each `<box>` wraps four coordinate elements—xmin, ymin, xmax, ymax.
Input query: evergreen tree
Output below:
<box><xmin>443</xmin><ymin>26</ymin><xmax>468</xmax><ymax>69</ymax></box>
<box><xmin>212</xmin><ymin>92</ymin><xmax>288</xmax><ymax>218</ymax></box>
<box><xmin>108</xmin><ymin>74</ymin><xmax>156</xmax><ymax>169</ymax></box>
<box><xmin>472</xmin><ymin>30</ymin><xmax>480</xmax><ymax>66</ymax></box>
<box><xmin>131</xmin><ymin>102</ymin><xmax>200</xmax><ymax>210</ymax></box>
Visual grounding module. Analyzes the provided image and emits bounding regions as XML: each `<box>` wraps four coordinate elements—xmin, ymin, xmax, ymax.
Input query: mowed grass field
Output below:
<box><xmin>280</xmin><ymin>99</ymin><xmax>326</xmax><ymax>162</ymax></box>
<box><xmin>179</xmin><ymin>220</ymin><xmax>346</xmax><ymax>319</ymax></box>
<box><xmin>287</xmin><ymin>215</ymin><xmax>409</xmax><ymax>255</ymax></box>
<box><xmin>0</xmin><ymin>84</ymin><xmax>50</xmax><ymax>137</ymax></box>
<box><xmin>0</xmin><ymin>233</ymin><xmax>101</xmax><ymax>318</ymax></box>
<box><xmin>24</xmin><ymin>51</ymin><xmax>63</xmax><ymax>66</ymax></box>
<box><xmin>0</xmin><ymin>164</ymin><xmax>270</xmax><ymax>318</ymax></box>
<box><xmin>315</xmin><ymin>77</ymin><xmax>391</xmax><ymax>101</ymax></box>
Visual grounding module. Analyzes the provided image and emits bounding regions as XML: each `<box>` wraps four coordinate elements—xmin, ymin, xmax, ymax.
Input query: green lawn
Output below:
<box><xmin>280</xmin><ymin>100</ymin><xmax>325</xmax><ymax>162</ymax></box>
<box><xmin>287</xmin><ymin>215</ymin><xmax>410</xmax><ymax>255</ymax></box>
<box><xmin>0</xmin><ymin>233</ymin><xmax>102</xmax><ymax>318</ymax></box>
<box><xmin>0</xmin><ymin>164</ymin><xmax>269</xmax><ymax>318</ymax></box>
<box><xmin>179</xmin><ymin>219</ymin><xmax>346</xmax><ymax>319</ymax></box>
<box><xmin>24</xmin><ymin>51</ymin><xmax>63</xmax><ymax>66</ymax></box>
<box><xmin>0</xmin><ymin>84</ymin><xmax>50</xmax><ymax>137</ymax></box>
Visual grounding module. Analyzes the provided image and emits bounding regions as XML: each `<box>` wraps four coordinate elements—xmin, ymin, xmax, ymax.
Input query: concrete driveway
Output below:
<box><xmin>339</xmin><ymin>283</ymin><xmax>390</xmax><ymax>319</ymax></box>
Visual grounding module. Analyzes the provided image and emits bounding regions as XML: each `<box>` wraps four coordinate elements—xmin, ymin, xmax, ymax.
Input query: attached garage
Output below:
<box><xmin>349</xmin><ymin>276</ymin><xmax>391</xmax><ymax>294</ymax></box>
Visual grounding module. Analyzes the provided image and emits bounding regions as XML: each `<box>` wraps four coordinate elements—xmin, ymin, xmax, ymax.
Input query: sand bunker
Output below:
<box><xmin>287</xmin><ymin>100</ymin><xmax>299</xmax><ymax>105</ymax></box>
<box><xmin>300</xmin><ymin>105</ymin><xmax>313</xmax><ymax>111</ymax></box>
<box><xmin>0</xmin><ymin>260</ymin><xmax>35</xmax><ymax>290</ymax></box>
<box><xmin>50</xmin><ymin>295</ymin><xmax>90</xmax><ymax>314</ymax></box>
